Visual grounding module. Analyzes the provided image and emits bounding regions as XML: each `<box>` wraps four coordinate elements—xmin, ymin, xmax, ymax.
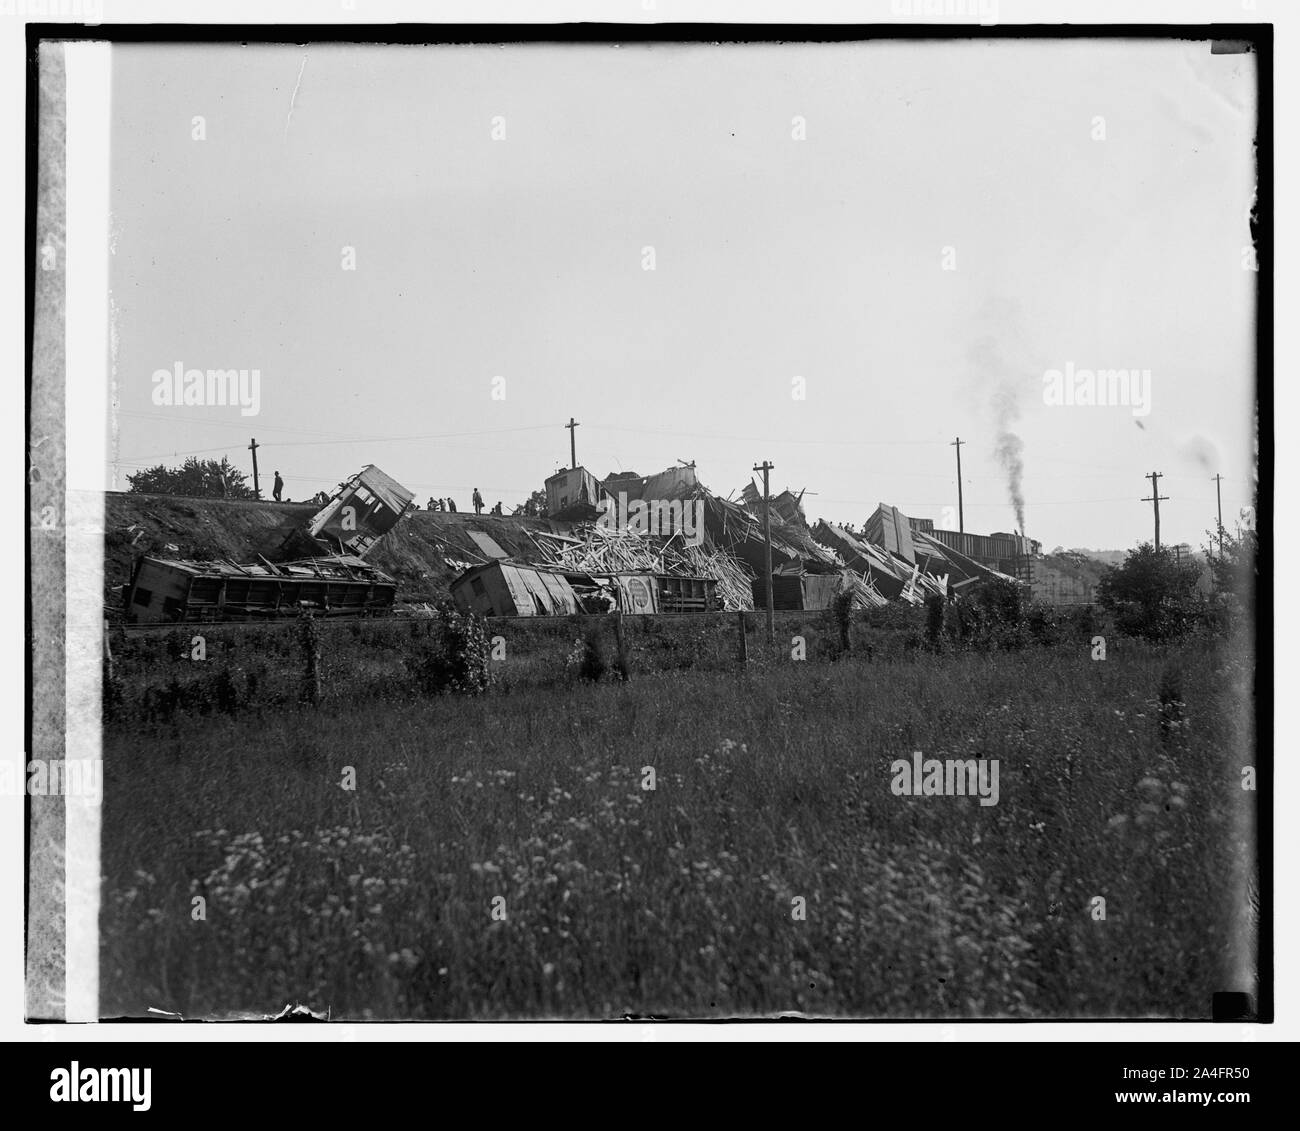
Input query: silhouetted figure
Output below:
<box><xmin>447</xmin><ymin>498</ymin><xmax>457</xmax><ymax>513</ymax></box>
<box><xmin>472</xmin><ymin>488</ymin><xmax>484</xmax><ymax>515</ymax></box>
<box><xmin>491</xmin><ymin>501</ymin><xmax>503</xmax><ymax>516</ymax></box>
<box><xmin>427</xmin><ymin>497</ymin><xmax>437</xmax><ymax>511</ymax></box>
<box><xmin>273</xmin><ymin>471</ymin><xmax>283</xmax><ymax>502</ymax></box>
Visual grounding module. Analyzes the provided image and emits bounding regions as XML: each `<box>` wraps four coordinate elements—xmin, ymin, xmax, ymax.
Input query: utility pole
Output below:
<box><xmin>950</xmin><ymin>436</ymin><xmax>965</xmax><ymax>533</ymax></box>
<box><xmin>754</xmin><ymin>460</ymin><xmax>775</xmax><ymax>642</ymax></box>
<box><xmin>565</xmin><ymin>417</ymin><xmax>580</xmax><ymax>470</ymax></box>
<box><xmin>1212</xmin><ymin>473</ymin><xmax>1224</xmax><ymax>557</ymax></box>
<box><xmin>248</xmin><ymin>438</ymin><xmax>261</xmax><ymax>499</ymax></box>
<box><xmin>1142</xmin><ymin>471</ymin><xmax>1168</xmax><ymax>550</ymax></box>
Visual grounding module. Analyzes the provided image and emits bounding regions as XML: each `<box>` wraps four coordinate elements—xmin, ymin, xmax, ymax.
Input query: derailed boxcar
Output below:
<box><xmin>450</xmin><ymin>562</ymin><xmax>583</xmax><ymax>618</ymax></box>
<box><xmin>752</xmin><ymin>565</ymin><xmax>844</xmax><ymax>611</ymax></box>
<box><xmin>124</xmin><ymin>554</ymin><xmax>398</xmax><ymax>623</ymax></box>
<box><xmin>285</xmin><ymin>464</ymin><xmax>415</xmax><ymax>558</ymax></box>
<box><xmin>450</xmin><ymin>562</ymin><xmax>719</xmax><ymax>617</ymax></box>
<box><xmin>618</xmin><ymin>572</ymin><xmax>718</xmax><ymax>614</ymax></box>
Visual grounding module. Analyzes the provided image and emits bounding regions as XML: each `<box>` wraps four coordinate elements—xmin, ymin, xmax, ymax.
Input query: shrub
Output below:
<box><xmin>1067</xmin><ymin>603</ymin><xmax>1097</xmax><ymax>640</ymax></box>
<box><xmin>829</xmin><ymin>586</ymin><xmax>855</xmax><ymax>658</ymax></box>
<box><xmin>949</xmin><ymin>579</ymin><xmax>1026</xmax><ymax>652</ymax></box>
<box><xmin>924</xmin><ymin>593</ymin><xmax>946</xmax><ymax>651</ymax></box>
<box><xmin>1096</xmin><ymin>543</ymin><xmax>1202</xmax><ymax>642</ymax></box>
<box><xmin>405</xmin><ymin>607</ymin><xmax>494</xmax><ymax>696</ymax></box>
<box><xmin>1025</xmin><ymin>603</ymin><xmax>1061</xmax><ymax>647</ymax></box>
<box><xmin>565</xmin><ymin>623</ymin><xmax>609</xmax><ymax>682</ymax></box>
<box><xmin>214</xmin><ymin>666</ymin><xmax>241</xmax><ymax>714</ymax></box>
<box><xmin>297</xmin><ymin>611</ymin><xmax>322</xmax><ymax>706</ymax></box>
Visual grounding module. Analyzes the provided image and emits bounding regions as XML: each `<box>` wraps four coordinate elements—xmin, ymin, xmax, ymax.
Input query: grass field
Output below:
<box><xmin>100</xmin><ymin>613</ymin><xmax>1257</xmax><ymax>1019</ymax></box>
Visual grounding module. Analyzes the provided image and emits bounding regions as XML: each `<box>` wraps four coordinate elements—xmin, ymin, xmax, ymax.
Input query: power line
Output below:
<box><xmin>587</xmin><ymin>423</ymin><xmax>946</xmax><ymax>446</ymax></box>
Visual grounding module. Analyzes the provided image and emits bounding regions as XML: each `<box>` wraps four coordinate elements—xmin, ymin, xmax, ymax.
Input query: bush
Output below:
<box><xmin>948</xmin><ymin>579</ymin><xmax>1026</xmax><ymax>652</ymax></box>
<box><xmin>829</xmin><ymin>586</ymin><xmax>855</xmax><ymax>658</ymax></box>
<box><xmin>924</xmin><ymin>593</ymin><xmax>946</xmax><ymax>651</ymax></box>
<box><xmin>1198</xmin><ymin>592</ymin><xmax>1248</xmax><ymax>640</ymax></box>
<box><xmin>1067</xmin><ymin>603</ymin><xmax>1097</xmax><ymax>640</ymax></box>
<box><xmin>565</xmin><ymin>623</ymin><xmax>609</xmax><ymax>682</ymax></box>
<box><xmin>214</xmin><ymin>665</ymin><xmax>241</xmax><ymax>714</ymax></box>
<box><xmin>1096</xmin><ymin>543</ymin><xmax>1202</xmax><ymax>642</ymax></box>
<box><xmin>405</xmin><ymin>608</ymin><xmax>494</xmax><ymax>696</ymax></box>
<box><xmin>1025</xmin><ymin>603</ymin><xmax>1061</xmax><ymax>647</ymax></box>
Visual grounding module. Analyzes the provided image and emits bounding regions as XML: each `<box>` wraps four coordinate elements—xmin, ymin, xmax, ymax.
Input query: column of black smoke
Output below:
<box><xmin>968</xmin><ymin>331</ymin><xmax>1028</xmax><ymax>539</ymax></box>
<box><xmin>992</xmin><ymin>384</ymin><xmax>1026</xmax><ymax>536</ymax></box>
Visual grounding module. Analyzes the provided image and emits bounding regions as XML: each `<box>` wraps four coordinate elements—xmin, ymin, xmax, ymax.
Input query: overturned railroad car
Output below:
<box><xmin>281</xmin><ymin>464</ymin><xmax>415</xmax><ymax>559</ymax></box>
<box><xmin>450</xmin><ymin>562</ymin><xmax>582</xmax><ymax>617</ymax></box>
<box><xmin>123</xmin><ymin>554</ymin><xmax>398</xmax><ymax>623</ymax></box>
<box><xmin>450</xmin><ymin>561</ymin><xmax>719</xmax><ymax>617</ymax></box>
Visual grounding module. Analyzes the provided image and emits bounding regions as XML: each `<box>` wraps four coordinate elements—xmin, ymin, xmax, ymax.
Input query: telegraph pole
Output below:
<box><xmin>950</xmin><ymin>436</ymin><xmax>965</xmax><ymax>533</ymax></box>
<box><xmin>1212</xmin><ymin>473</ymin><xmax>1224</xmax><ymax>557</ymax></box>
<box><xmin>248</xmin><ymin>438</ymin><xmax>261</xmax><ymax>499</ymax></box>
<box><xmin>1142</xmin><ymin>471</ymin><xmax>1168</xmax><ymax>550</ymax></box>
<box><xmin>754</xmin><ymin>460</ymin><xmax>776</xmax><ymax>642</ymax></box>
<box><xmin>565</xmin><ymin>417</ymin><xmax>580</xmax><ymax>469</ymax></box>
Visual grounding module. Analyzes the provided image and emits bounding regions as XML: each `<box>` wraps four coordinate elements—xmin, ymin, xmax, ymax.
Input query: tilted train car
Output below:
<box><xmin>281</xmin><ymin>464</ymin><xmax>416</xmax><ymax>559</ymax></box>
<box><xmin>451</xmin><ymin>562</ymin><xmax>583</xmax><ymax>618</ymax></box>
<box><xmin>450</xmin><ymin>561</ymin><xmax>719</xmax><ymax>618</ymax></box>
<box><xmin>123</xmin><ymin>554</ymin><xmax>398</xmax><ymax>623</ymax></box>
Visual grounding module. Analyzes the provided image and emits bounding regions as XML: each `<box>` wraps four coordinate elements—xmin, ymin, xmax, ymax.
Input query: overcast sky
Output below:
<box><xmin>107</xmin><ymin>38</ymin><xmax>1258</xmax><ymax>549</ymax></box>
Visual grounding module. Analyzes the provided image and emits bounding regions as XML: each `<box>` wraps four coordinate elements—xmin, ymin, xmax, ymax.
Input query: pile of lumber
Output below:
<box><xmin>544</xmin><ymin>526</ymin><xmax>757</xmax><ymax>611</ymax></box>
<box><xmin>550</xmin><ymin>525</ymin><xmax>669</xmax><ymax>574</ymax></box>
<box><xmin>896</xmin><ymin>566</ymin><xmax>949</xmax><ymax>605</ymax></box>
<box><xmin>837</xmin><ymin>569</ymin><xmax>889</xmax><ymax>610</ymax></box>
<box><xmin>679</xmin><ymin>543</ymin><xmax>755</xmax><ymax>611</ymax></box>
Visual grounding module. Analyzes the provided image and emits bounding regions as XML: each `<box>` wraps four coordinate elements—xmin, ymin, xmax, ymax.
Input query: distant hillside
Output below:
<box><xmin>1064</xmin><ymin>546</ymin><xmax>1208</xmax><ymax>566</ymax></box>
<box><xmin>1031</xmin><ymin>545</ymin><xmax>1213</xmax><ymax>605</ymax></box>
<box><xmin>1068</xmin><ymin>548</ymin><xmax>1128</xmax><ymax>567</ymax></box>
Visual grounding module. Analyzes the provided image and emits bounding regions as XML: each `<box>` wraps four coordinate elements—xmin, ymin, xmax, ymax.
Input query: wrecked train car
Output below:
<box><xmin>124</xmin><ymin>554</ymin><xmax>399</xmax><ymax>623</ymax></box>
<box><xmin>450</xmin><ymin>560</ymin><xmax>720</xmax><ymax>618</ymax></box>
<box><xmin>751</xmin><ymin>564</ymin><xmax>848</xmax><ymax>611</ymax></box>
<box><xmin>451</xmin><ymin>562</ymin><xmax>583</xmax><ymax>618</ymax></box>
<box><xmin>615</xmin><ymin>572</ymin><xmax>719</xmax><ymax>614</ymax></box>
<box><xmin>545</xmin><ymin>466</ymin><xmax>606</xmax><ymax>522</ymax></box>
<box><xmin>283</xmin><ymin>464</ymin><xmax>415</xmax><ymax>558</ymax></box>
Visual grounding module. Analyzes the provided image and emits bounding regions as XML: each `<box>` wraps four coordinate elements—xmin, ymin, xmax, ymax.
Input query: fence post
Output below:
<box><xmin>611</xmin><ymin>610</ymin><xmax>631</xmax><ymax>682</ymax></box>
<box><xmin>737</xmin><ymin>610</ymin><xmax>748</xmax><ymax>669</ymax></box>
<box><xmin>299</xmin><ymin>609</ymin><xmax>322</xmax><ymax>705</ymax></box>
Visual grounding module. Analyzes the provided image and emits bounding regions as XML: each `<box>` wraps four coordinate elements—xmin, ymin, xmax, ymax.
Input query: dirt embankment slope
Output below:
<box><xmin>103</xmin><ymin>492</ymin><xmax>570</xmax><ymax>605</ymax></box>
